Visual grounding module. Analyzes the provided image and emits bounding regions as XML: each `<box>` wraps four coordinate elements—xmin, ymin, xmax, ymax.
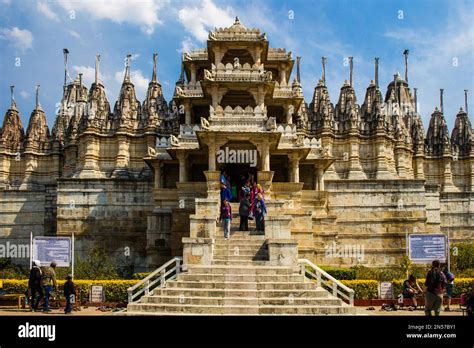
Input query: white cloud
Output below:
<box><xmin>178</xmin><ymin>0</ymin><xmax>234</xmax><ymax>41</ymax></box>
<box><xmin>0</xmin><ymin>27</ymin><xmax>33</xmax><ymax>52</ymax></box>
<box><xmin>56</xmin><ymin>0</ymin><xmax>167</xmax><ymax>34</ymax></box>
<box><xmin>114</xmin><ymin>69</ymin><xmax>149</xmax><ymax>100</ymax></box>
<box><xmin>20</xmin><ymin>90</ymin><xmax>30</xmax><ymax>99</ymax></box>
<box><xmin>178</xmin><ymin>36</ymin><xmax>196</xmax><ymax>53</ymax></box>
<box><xmin>37</xmin><ymin>1</ymin><xmax>60</xmax><ymax>22</ymax></box>
<box><xmin>72</xmin><ymin>65</ymin><xmax>104</xmax><ymax>87</ymax></box>
<box><xmin>68</xmin><ymin>30</ymin><xmax>80</xmax><ymax>39</ymax></box>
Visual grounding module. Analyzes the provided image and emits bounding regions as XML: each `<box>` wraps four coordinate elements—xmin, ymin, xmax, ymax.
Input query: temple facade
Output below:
<box><xmin>1</xmin><ymin>18</ymin><xmax>473</xmax><ymax>270</ymax></box>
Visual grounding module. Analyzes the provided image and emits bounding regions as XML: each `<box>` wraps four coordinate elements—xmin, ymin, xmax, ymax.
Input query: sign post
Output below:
<box><xmin>71</xmin><ymin>233</ymin><xmax>75</xmax><ymax>279</ymax></box>
<box><xmin>408</xmin><ymin>233</ymin><xmax>447</xmax><ymax>264</ymax></box>
<box><xmin>32</xmin><ymin>236</ymin><xmax>72</xmax><ymax>267</ymax></box>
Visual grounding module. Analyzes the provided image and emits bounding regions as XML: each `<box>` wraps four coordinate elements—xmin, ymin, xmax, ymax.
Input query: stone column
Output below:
<box><xmin>470</xmin><ymin>157</ymin><xmax>474</xmax><ymax>192</ymax></box>
<box><xmin>347</xmin><ymin>135</ymin><xmax>365</xmax><ymax>180</ymax></box>
<box><xmin>153</xmin><ymin>162</ymin><xmax>163</xmax><ymax>188</ymax></box>
<box><xmin>285</xmin><ymin>103</ymin><xmax>293</xmax><ymax>125</ymax></box>
<box><xmin>208</xmin><ymin>141</ymin><xmax>216</xmax><ymax>171</ymax></box>
<box><xmin>280</xmin><ymin>64</ymin><xmax>287</xmax><ymax>84</ymax></box>
<box><xmin>315</xmin><ymin>165</ymin><xmax>324</xmax><ymax>191</ymax></box>
<box><xmin>81</xmin><ymin>134</ymin><xmax>99</xmax><ymax>178</ymax></box>
<box><xmin>442</xmin><ymin>155</ymin><xmax>456</xmax><ymax>192</ymax></box>
<box><xmin>115</xmin><ymin>135</ymin><xmax>130</xmax><ymax>170</ymax></box>
<box><xmin>190</xmin><ymin>63</ymin><xmax>196</xmax><ymax>85</ymax></box>
<box><xmin>183</xmin><ymin>100</ymin><xmax>191</xmax><ymax>125</ymax></box>
<box><xmin>260</xmin><ymin>141</ymin><xmax>270</xmax><ymax>171</ymax></box>
<box><xmin>413</xmin><ymin>151</ymin><xmax>425</xmax><ymax>180</ymax></box>
<box><xmin>176</xmin><ymin>151</ymin><xmax>188</xmax><ymax>182</ymax></box>
<box><xmin>375</xmin><ymin>135</ymin><xmax>392</xmax><ymax>179</ymax></box>
<box><xmin>289</xmin><ymin>153</ymin><xmax>300</xmax><ymax>183</ymax></box>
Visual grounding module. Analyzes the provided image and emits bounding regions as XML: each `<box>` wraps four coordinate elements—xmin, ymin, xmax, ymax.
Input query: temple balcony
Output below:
<box><xmin>273</xmin><ymin>81</ymin><xmax>304</xmax><ymax>99</ymax></box>
<box><xmin>206</xmin><ymin>105</ymin><xmax>268</xmax><ymax>131</ymax></box>
<box><xmin>203</xmin><ymin>62</ymin><xmax>272</xmax><ymax>83</ymax></box>
<box><xmin>174</xmin><ymin>82</ymin><xmax>204</xmax><ymax>99</ymax></box>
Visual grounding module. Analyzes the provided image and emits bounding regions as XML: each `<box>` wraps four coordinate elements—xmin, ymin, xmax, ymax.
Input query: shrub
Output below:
<box><xmin>451</xmin><ymin>243</ymin><xmax>474</xmax><ymax>272</ymax></box>
<box><xmin>1</xmin><ymin>279</ymin><xmax>138</xmax><ymax>302</ymax></box>
<box><xmin>132</xmin><ymin>272</ymin><xmax>151</xmax><ymax>280</ymax></box>
<box><xmin>341</xmin><ymin>280</ymin><xmax>378</xmax><ymax>300</ymax></box>
<box><xmin>320</xmin><ymin>267</ymin><xmax>356</xmax><ymax>280</ymax></box>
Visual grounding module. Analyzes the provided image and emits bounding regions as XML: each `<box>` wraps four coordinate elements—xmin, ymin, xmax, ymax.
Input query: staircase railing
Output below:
<box><xmin>298</xmin><ymin>258</ymin><xmax>355</xmax><ymax>306</ymax></box>
<box><xmin>127</xmin><ymin>257</ymin><xmax>183</xmax><ymax>303</ymax></box>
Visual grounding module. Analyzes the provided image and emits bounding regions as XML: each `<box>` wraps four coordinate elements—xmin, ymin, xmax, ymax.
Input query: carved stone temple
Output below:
<box><xmin>1</xmin><ymin>18</ymin><xmax>473</xmax><ymax>271</ymax></box>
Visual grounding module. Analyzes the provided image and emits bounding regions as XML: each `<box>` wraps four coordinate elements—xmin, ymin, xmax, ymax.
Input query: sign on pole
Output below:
<box><xmin>32</xmin><ymin>237</ymin><xmax>72</xmax><ymax>267</ymax></box>
<box><xmin>408</xmin><ymin>234</ymin><xmax>447</xmax><ymax>264</ymax></box>
<box><xmin>379</xmin><ymin>282</ymin><xmax>394</xmax><ymax>300</ymax></box>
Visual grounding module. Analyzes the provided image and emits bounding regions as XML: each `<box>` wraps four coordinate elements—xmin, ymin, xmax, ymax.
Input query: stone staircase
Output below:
<box><xmin>127</xmin><ymin>207</ymin><xmax>356</xmax><ymax>315</ymax></box>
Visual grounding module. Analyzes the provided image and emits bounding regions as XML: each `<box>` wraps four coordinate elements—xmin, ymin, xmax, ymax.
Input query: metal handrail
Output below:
<box><xmin>127</xmin><ymin>257</ymin><xmax>183</xmax><ymax>303</ymax></box>
<box><xmin>298</xmin><ymin>258</ymin><xmax>355</xmax><ymax>306</ymax></box>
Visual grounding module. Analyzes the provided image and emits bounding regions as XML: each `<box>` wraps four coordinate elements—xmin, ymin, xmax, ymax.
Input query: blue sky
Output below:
<box><xmin>0</xmin><ymin>0</ymin><xmax>473</xmax><ymax>131</ymax></box>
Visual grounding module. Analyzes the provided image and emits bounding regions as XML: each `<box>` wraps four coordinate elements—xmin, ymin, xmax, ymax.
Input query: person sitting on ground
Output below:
<box><xmin>40</xmin><ymin>261</ymin><xmax>57</xmax><ymax>312</ymax></box>
<box><xmin>63</xmin><ymin>274</ymin><xmax>76</xmax><ymax>314</ymax></box>
<box><xmin>402</xmin><ymin>274</ymin><xmax>423</xmax><ymax>310</ymax></box>
<box><xmin>254</xmin><ymin>193</ymin><xmax>267</xmax><ymax>234</ymax></box>
<box><xmin>424</xmin><ymin>260</ymin><xmax>447</xmax><ymax>316</ymax></box>
<box><xmin>443</xmin><ymin>267</ymin><xmax>455</xmax><ymax>311</ymax></box>
<box><xmin>219</xmin><ymin>198</ymin><xmax>232</xmax><ymax>240</ymax></box>
<box><xmin>239</xmin><ymin>193</ymin><xmax>251</xmax><ymax>232</ymax></box>
<box><xmin>28</xmin><ymin>260</ymin><xmax>43</xmax><ymax>312</ymax></box>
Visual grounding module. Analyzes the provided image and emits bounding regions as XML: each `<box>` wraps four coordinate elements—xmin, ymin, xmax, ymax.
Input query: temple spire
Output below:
<box><xmin>321</xmin><ymin>56</ymin><xmax>326</xmax><ymax>86</ymax></box>
<box><xmin>465</xmin><ymin>89</ymin><xmax>469</xmax><ymax>115</ymax></box>
<box><xmin>95</xmin><ymin>54</ymin><xmax>100</xmax><ymax>85</ymax></box>
<box><xmin>414</xmin><ymin>88</ymin><xmax>418</xmax><ymax>113</ymax></box>
<box><xmin>35</xmin><ymin>85</ymin><xmax>41</xmax><ymax>109</ymax></box>
<box><xmin>152</xmin><ymin>53</ymin><xmax>158</xmax><ymax>83</ymax></box>
<box><xmin>10</xmin><ymin>85</ymin><xmax>16</xmax><ymax>109</ymax></box>
<box><xmin>403</xmin><ymin>49</ymin><xmax>409</xmax><ymax>83</ymax></box>
<box><xmin>124</xmin><ymin>54</ymin><xmax>132</xmax><ymax>83</ymax></box>
<box><xmin>63</xmin><ymin>48</ymin><xmax>69</xmax><ymax>88</ymax></box>
<box><xmin>296</xmin><ymin>56</ymin><xmax>301</xmax><ymax>83</ymax></box>
<box><xmin>440</xmin><ymin>88</ymin><xmax>444</xmax><ymax>114</ymax></box>
<box><xmin>349</xmin><ymin>56</ymin><xmax>353</xmax><ymax>87</ymax></box>
<box><xmin>374</xmin><ymin>57</ymin><xmax>379</xmax><ymax>88</ymax></box>
<box><xmin>178</xmin><ymin>57</ymin><xmax>185</xmax><ymax>84</ymax></box>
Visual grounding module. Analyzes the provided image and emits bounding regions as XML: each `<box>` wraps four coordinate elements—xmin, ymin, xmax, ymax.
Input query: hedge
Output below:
<box><xmin>1</xmin><ymin>280</ymin><xmax>138</xmax><ymax>302</ymax></box>
<box><xmin>2</xmin><ymin>278</ymin><xmax>473</xmax><ymax>302</ymax></box>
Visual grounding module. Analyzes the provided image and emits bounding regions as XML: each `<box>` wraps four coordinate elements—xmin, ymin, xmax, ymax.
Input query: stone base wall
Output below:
<box><xmin>440</xmin><ymin>192</ymin><xmax>474</xmax><ymax>243</ymax></box>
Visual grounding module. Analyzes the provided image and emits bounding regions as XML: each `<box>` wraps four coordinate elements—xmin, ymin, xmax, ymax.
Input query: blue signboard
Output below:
<box><xmin>408</xmin><ymin>234</ymin><xmax>447</xmax><ymax>263</ymax></box>
<box><xmin>32</xmin><ymin>237</ymin><xmax>71</xmax><ymax>267</ymax></box>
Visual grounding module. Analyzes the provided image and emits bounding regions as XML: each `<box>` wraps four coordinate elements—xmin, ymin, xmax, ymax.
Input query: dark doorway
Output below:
<box><xmin>220</xmin><ymin>164</ymin><xmax>257</xmax><ymax>202</ymax></box>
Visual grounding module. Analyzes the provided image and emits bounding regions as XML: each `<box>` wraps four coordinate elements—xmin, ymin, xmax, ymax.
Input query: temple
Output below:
<box><xmin>0</xmin><ymin>18</ymin><xmax>473</xmax><ymax>271</ymax></box>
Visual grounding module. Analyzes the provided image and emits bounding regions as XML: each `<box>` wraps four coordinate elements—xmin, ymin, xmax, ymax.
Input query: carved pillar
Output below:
<box><xmin>285</xmin><ymin>103</ymin><xmax>293</xmax><ymax>125</ymax></box>
<box><xmin>260</xmin><ymin>140</ymin><xmax>270</xmax><ymax>171</ymax></box>
<box><xmin>208</xmin><ymin>141</ymin><xmax>216</xmax><ymax>171</ymax></box>
<box><xmin>21</xmin><ymin>153</ymin><xmax>35</xmax><ymax>188</ymax></box>
<box><xmin>442</xmin><ymin>155</ymin><xmax>456</xmax><ymax>192</ymax></box>
<box><xmin>315</xmin><ymin>165</ymin><xmax>324</xmax><ymax>191</ymax></box>
<box><xmin>280</xmin><ymin>64</ymin><xmax>287</xmax><ymax>84</ymax></box>
<box><xmin>176</xmin><ymin>151</ymin><xmax>188</xmax><ymax>182</ymax></box>
<box><xmin>81</xmin><ymin>134</ymin><xmax>99</xmax><ymax>177</ymax></box>
<box><xmin>190</xmin><ymin>63</ymin><xmax>197</xmax><ymax>85</ymax></box>
<box><xmin>154</xmin><ymin>162</ymin><xmax>163</xmax><ymax>188</ymax></box>
<box><xmin>114</xmin><ymin>135</ymin><xmax>130</xmax><ymax>173</ymax></box>
<box><xmin>375</xmin><ymin>134</ymin><xmax>392</xmax><ymax>179</ymax></box>
<box><xmin>469</xmin><ymin>157</ymin><xmax>474</xmax><ymax>191</ymax></box>
<box><xmin>413</xmin><ymin>152</ymin><xmax>425</xmax><ymax>180</ymax></box>
<box><xmin>183</xmin><ymin>100</ymin><xmax>191</xmax><ymax>125</ymax></box>
<box><xmin>288</xmin><ymin>153</ymin><xmax>300</xmax><ymax>183</ymax></box>
<box><xmin>347</xmin><ymin>134</ymin><xmax>365</xmax><ymax>179</ymax></box>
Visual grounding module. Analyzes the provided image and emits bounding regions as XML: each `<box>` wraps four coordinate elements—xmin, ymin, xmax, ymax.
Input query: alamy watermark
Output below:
<box><xmin>216</xmin><ymin>146</ymin><xmax>257</xmax><ymax>167</ymax></box>
<box><xmin>0</xmin><ymin>242</ymin><xmax>29</xmax><ymax>259</ymax></box>
<box><xmin>324</xmin><ymin>241</ymin><xmax>365</xmax><ymax>262</ymax></box>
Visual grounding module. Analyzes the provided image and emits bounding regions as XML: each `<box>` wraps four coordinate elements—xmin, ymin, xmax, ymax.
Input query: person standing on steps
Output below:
<box><xmin>239</xmin><ymin>193</ymin><xmax>251</xmax><ymax>231</ymax></box>
<box><xmin>220</xmin><ymin>198</ymin><xmax>232</xmax><ymax>239</ymax></box>
<box><xmin>254</xmin><ymin>193</ymin><xmax>267</xmax><ymax>234</ymax></box>
<box><xmin>220</xmin><ymin>170</ymin><xmax>231</xmax><ymax>207</ymax></box>
<box><xmin>250</xmin><ymin>182</ymin><xmax>264</xmax><ymax>217</ymax></box>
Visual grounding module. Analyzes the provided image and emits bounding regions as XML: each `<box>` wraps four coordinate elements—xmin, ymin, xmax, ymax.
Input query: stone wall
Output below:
<box><xmin>56</xmin><ymin>178</ymin><xmax>154</xmax><ymax>272</ymax></box>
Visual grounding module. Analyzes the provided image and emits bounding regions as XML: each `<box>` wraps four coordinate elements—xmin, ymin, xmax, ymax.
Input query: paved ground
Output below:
<box><xmin>0</xmin><ymin>306</ymin><xmax>465</xmax><ymax>316</ymax></box>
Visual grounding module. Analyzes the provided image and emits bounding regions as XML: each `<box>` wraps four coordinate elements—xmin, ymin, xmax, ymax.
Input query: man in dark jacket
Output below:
<box><xmin>239</xmin><ymin>194</ymin><xmax>251</xmax><ymax>231</ymax></box>
<box><xmin>424</xmin><ymin>260</ymin><xmax>447</xmax><ymax>316</ymax></box>
<box><xmin>28</xmin><ymin>260</ymin><xmax>43</xmax><ymax>311</ymax></box>
<box><xmin>63</xmin><ymin>275</ymin><xmax>75</xmax><ymax>314</ymax></box>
